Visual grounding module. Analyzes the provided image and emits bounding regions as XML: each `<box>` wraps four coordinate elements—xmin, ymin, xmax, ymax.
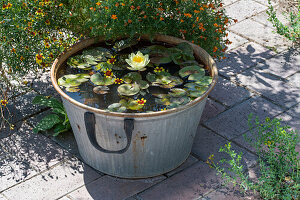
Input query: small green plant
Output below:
<box><xmin>207</xmin><ymin>115</ymin><xmax>300</xmax><ymax>200</ymax></box>
<box><xmin>32</xmin><ymin>95</ymin><xmax>71</xmax><ymax>136</ymax></box>
<box><xmin>266</xmin><ymin>0</ymin><xmax>299</xmax><ymax>43</ymax></box>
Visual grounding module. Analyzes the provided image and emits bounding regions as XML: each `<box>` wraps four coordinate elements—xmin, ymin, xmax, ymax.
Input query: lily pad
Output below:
<box><xmin>84</xmin><ymin>55</ymin><xmax>98</xmax><ymax>65</ymax></box>
<box><xmin>155</xmin><ymin>97</ymin><xmax>171</xmax><ymax>106</ymax></box>
<box><xmin>107</xmin><ymin>103</ymin><xmax>127</xmax><ymax>112</ymax></box>
<box><xmin>146</xmin><ymin>73</ymin><xmax>157</xmax><ymax>82</ymax></box>
<box><xmin>123</xmin><ymin>72</ymin><xmax>142</xmax><ymax>83</ymax></box>
<box><xmin>170</xmin><ymin>96</ymin><xmax>191</xmax><ymax>105</ymax></box>
<box><xmin>152</xmin><ymin>93</ymin><xmax>168</xmax><ymax>99</ymax></box>
<box><xmin>157</xmin><ymin>76</ymin><xmax>183</xmax><ymax>88</ymax></box>
<box><xmin>67</xmin><ymin>55</ymin><xmax>84</xmax><ymax>67</ymax></box>
<box><xmin>169</xmin><ymin>88</ymin><xmax>187</xmax><ymax>97</ymax></box>
<box><xmin>137</xmin><ymin>80</ymin><xmax>149</xmax><ymax>90</ymax></box>
<box><xmin>90</xmin><ymin>73</ymin><xmax>115</xmax><ymax>86</ymax></box>
<box><xmin>195</xmin><ymin>76</ymin><xmax>212</xmax><ymax>86</ymax></box>
<box><xmin>184</xmin><ymin>83</ymin><xmax>208</xmax><ymax>98</ymax></box>
<box><xmin>93</xmin><ymin>86</ymin><xmax>109</xmax><ymax>94</ymax></box>
<box><xmin>58</xmin><ymin>74</ymin><xmax>90</xmax><ymax>88</ymax></box>
<box><xmin>119</xmin><ymin>99</ymin><xmax>143</xmax><ymax>110</ymax></box>
<box><xmin>150</xmin><ymin>55</ymin><xmax>172</xmax><ymax>65</ymax></box>
<box><xmin>179</xmin><ymin>65</ymin><xmax>205</xmax><ymax>78</ymax></box>
<box><xmin>83</xmin><ymin>47</ymin><xmax>112</xmax><ymax>61</ymax></box>
<box><xmin>66</xmin><ymin>87</ymin><xmax>80</xmax><ymax>92</ymax></box>
<box><xmin>117</xmin><ymin>84</ymin><xmax>140</xmax><ymax>96</ymax></box>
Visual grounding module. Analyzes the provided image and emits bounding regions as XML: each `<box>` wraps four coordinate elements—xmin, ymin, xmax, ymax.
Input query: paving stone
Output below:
<box><xmin>201</xmin><ymin>186</ymin><xmax>259</xmax><ymax>200</ymax></box>
<box><xmin>288</xmin><ymin>72</ymin><xmax>300</xmax><ymax>88</ymax></box>
<box><xmin>0</xmin><ymin>123</ymin><xmax>72</xmax><ymax>172</ymax></box>
<box><xmin>226</xmin><ymin>31</ymin><xmax>249</xmax><ymax>51</ymax></box>
<box><xmin>254</xmin><ymin>0</ymin><xmax>278</xmax><ymax>6</ymax></box>
<box><xmin>0</xmin><ymin>194</ymin><xmax>6</xmax><ymax>200</ymax></box>
<box><xmin>68</xmin><ymin>175</ymin><xmax>165</xmax><ymax>200</ymax></box>
<box><xmin>277</xmin><ymin>104</ymin><xmax>300</xmax><ymax>131</ymax></box>
<box><xmin>2</xmin><ymin>159</ymin><xmax>102</xmax><ymax>200</ymax></box>
<box><xmin>4</xmin><ymin>91</ymin><xmax>41</xmax><ymax>123</ymax></box>
<box><xmin>217</xmin><ymin>42</ymin><xmax>276</xmax><ymax>77</ymax></box>
<box><xmin>256</xmin><ymin>48</ymin><xmax>300</xmax><ymax>78</ymax></box>
<box><xmin>251</xmin><ymin>7</ymin><xmax>289</xmax><ymax>27</ymax></box>
<box><xmin>204</xmin><ymin>96</ymin><xmax>284</xmax><ymax>139</ymax></box>
<box><xmin>27</xmin><ymin>111</ymin><xmax>81</xmax><ymax>159</ymax></box>
<box><xmin>192</xmin><ymin>126</ymin><xmax>257</xmax><ymax>169</ymax></box>
<box><xmin>165</xmin><ymin>155</ymin><xmax>198</xmax><ymax>177</ymax></box>
<box><xmin>200</xmin><ymin>98</ymin><xmax>226</xmax><ymax>123</ymax></box>
<box><xmin>235</xmin><ymin>69</ymin><xmax>300</xmax><ymax>108</ymax></box>
<box><xmin>230</xmin><ymin>19</ymin><xmax>292</xmax><ymax>52</ymax></box>
<box><xmin>58</xmin><ymin>196</ymin><xmax>71</xmax><ymax>200</ymax></box>
<box><xmin>0</xmin><ymin>121</ymin><xmax>23</xmax><ymax>140</ymax></box>
<box><xmin>31</xmin><ymin>69</ymin><xmax>61</xmax><ymax>99</ymax></box>
<box><xmin>209</xmin><ymin>77</ymin><xmax>252</xmax><ymax>107</ymax></box>
<box><xmin>225</xmin><ymin>0</ymin><xmax>267</xmax><ymax>22</ymax></box>
<box><xmin>0</xmin><ymin>151</ymin><xmax>38</xmax><ymax>192</ymax></box>
<box><xmin>233</xmin><ymin>130</ymin><xmax>258</xmax><ymax>153</ymax></box>
<box><xmin>138</xmin><ymin>161</ymin><xmax>221</xmax><ymax>200</ymax></box>
<box><xmin>223</xmin><ymin>0</ymin><xmax>239</xmax><ymax>7</ymax></box>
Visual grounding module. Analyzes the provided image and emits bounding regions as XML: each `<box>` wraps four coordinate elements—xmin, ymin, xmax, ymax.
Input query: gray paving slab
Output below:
<box><xmin>165</xmin><ymin>155</ymin><xmax>198</xmax><ymax>177</ymax></box>
<box><xmin>204</xmin><ymin>96</ymin><xmax>284</xmax><ymax>139</ymax></box>
<box><xmin>0</xmin><ymin>150</ymin><xmax>38</xmax><ymax>192</ymax></box>
<box><xmin>288</xmin><ymin>72</ymin><xmax>300</xmax><ymax>88</ymax></box>
<box><xmin>235</xmin><ymin>68</ymin><xmax>300</xmax><ymax>108</ymax></box>
<box><xmin>254</xmin><ymin>0</ymin><xmax>278</xmax><ymax>6</ymax></box>
<box><xmin>2</xmin><ymin>159</ymin><xmax>102</xmax><ymax>200</ymax></box>
<box><xmin>230</xmin><ymin>19</ymin><xmax>292</xmax><ymax>52</ymax></box>
<box><xmin>0</xmin><ymin>123</ymin><xmax>72</xmax><ymax>172</ymax></box>
<box><xmin>251</xmin><ymin>7</ymin><xmax>290</xmax><ymax>27</ymax></box>
<box><xmin>137</xmin><ymin>161</ymin><xmax>220</xmax><ymax>200</ymax></box>
<box><xmin>27</xmin><ymin>111</ymin><xmax>81</xmax><ymax>159</ymax></box>
<box><xmin>0</xmin><ymin>121</ymin><xmax>23</xmax><ymax>140</ymax></box>
<box><xmin>31</xmin><ymin>70</ymin><xmax>61</xmax><ymax>99</ymax></box>
<box><xmin>209</xmin><ymin>77</ymin><xmax>252</xmax><ymax>107</ymax></box>
<box><xmin>225</xmin><ymin>0</ymin><xmax>267</xmax><ymax>22</ymax></box>
<box><xmin>192</xmin><ymin>126</ymin><xmax>257</xmax><ymax>169</ymax></box>
<box><xmin>4</xmin><ymin>91</ymin><xmax>41</xmax><ymax>124</ymax></box>
<box><xmin>222</xmin><ymin>0</ymin><xmax>239</xmax><ymax>7</ymax></box>
<box><xmin>226</xmin><ymin>31</ymin><xmax>249</xmax><ymax>51</ymax></box>
<box><xmin>0</xmin><ymin>194</ymin><xmax>7</xmax><ymax>200</ymax></box>
<box><xmin>67</xmin><ymin>175</ymin><xmax>165</xmax><ymax>200</ymax></box>
<box><xmin>256</xmin><ymin>48</ymin><xmax>300</xmax><ymax>78</ymax></box>
<box><xmin>200</xmin><ymin>98</ymin><xmax>226</xmax><ymax>123</ymax></box>
<box><xmin>217</xmin><ymin>42</ymin><xmax>276</xmax><ymax>77</ymax></box>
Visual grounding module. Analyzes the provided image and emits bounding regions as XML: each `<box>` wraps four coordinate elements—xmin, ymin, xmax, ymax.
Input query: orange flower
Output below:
<box><xmin>105</xmin><ymin>6</ymin><xmax>108</xmax><ymax>9</ymax></box>
<box><xmin>160</xmin><ymin>17</ymin><xmax>164</xmax><ymax>21</ymax></box>
<box><xmin>184</xmin><ymin>13</ymin><xmax>192</xmax><ymax>18</ymax></box>
<box><xmin>199</xmin><ymin>7</ymin><xmax>204</xmax><ymax>11</ymax></box>
<box><xmin>214</xmin><ymin>23</ymin><xmax>218</xmax><ymax>27</ymax></box>
<box><xmin>121</xmin><ymin>3</ymin><xmax>125</xmax><ymax>6</ymax></box>
<box><xmin>180</xmin><ymin>19</ymin><xmax>184</xmax><ymax>23</ymax></box>
<box><xmin>234</xmin><ymin>19</ymin><xmax>238</xmax><ymax>23</ymax></box>
<box><xmin>144</xmin><ymin>15</ymin><xmax>147</xmax><ymax>19</ymax></box>
<box><xmin>213</xmin><ymin>46</ymin><xmax>218</xmax><ymax>52</ymax></box>
<box><xmin>111</xmin><ymin>15</ymin><xmax>117</xmax><ymax>20</ymax></box>
<box><xmin>194</xmin><ymin>10</ymin><xmax>200</xmax><ymax>13</ymax></box>
<box><xmin>11</xmin><ymin>48</ymin><xmax>16</xmax><ymax>53</ymax></box>
<box><xmin>128</xmin><ymin>19</ymin><xmax>132</xmax><ymax>23</ymax></box>
<box><xmin>96</xmin><ymin>2</ymin><xmax>101</xmax><ymax>6</ymax></box>
<box><xmin>115</xmin><ymin>3</ymin><xmax>119</xmax><ymax>7</ymax></box>
<box><xmin>59</xmin><ymin>3</ymin><xmax>63</xmax><ymax>6</ymax></box>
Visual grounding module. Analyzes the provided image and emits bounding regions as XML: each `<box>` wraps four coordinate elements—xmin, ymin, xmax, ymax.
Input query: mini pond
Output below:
<box><xmin>57</xmin><ymin>38</ymin><xmax>212</xmax><ymax>113</ymax></box>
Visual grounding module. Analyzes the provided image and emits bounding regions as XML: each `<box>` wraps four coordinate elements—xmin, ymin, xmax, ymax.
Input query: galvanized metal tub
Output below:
<box><xmin>51</xmin><ymin>35</ymin><xmax>218</xmax><ymax>178</ymax></box>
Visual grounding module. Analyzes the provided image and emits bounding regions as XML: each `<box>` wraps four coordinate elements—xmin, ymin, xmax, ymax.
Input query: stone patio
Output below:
<box><xmin>0</xmin><ymin>0</ymin><xmax>299</xmax><ymax>199</ymax></box>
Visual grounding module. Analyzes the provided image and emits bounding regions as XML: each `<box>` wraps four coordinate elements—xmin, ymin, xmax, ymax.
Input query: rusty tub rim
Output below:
<box><xmin>51</xmin><ymin>35</ymin><xmax>218</xmax><ymax>118</ymax></box>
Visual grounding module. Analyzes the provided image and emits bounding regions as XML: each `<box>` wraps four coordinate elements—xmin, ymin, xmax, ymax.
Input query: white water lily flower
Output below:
<box><xmin>125</xmin><ymin>51</ymin><xmax>150</xmax><ymax>71</ymax></box>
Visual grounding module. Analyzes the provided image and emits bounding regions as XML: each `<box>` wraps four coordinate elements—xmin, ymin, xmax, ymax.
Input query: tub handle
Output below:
<box><xmin>84</xmin><ymin>112</ymin><xmax>134</xmax><ymax>154</ymax></box>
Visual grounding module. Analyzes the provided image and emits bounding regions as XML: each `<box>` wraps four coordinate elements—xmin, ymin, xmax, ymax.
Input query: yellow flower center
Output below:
<box><xmin>133</xmin><ymin>56</ymin><xmax>144</xmax><ymax>63</ymax></box>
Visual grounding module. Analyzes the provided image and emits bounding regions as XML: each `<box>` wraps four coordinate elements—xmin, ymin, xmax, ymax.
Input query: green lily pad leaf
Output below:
<box><xmin>93</xmin><ymin>86</ymin><xmax>109</xmax><ymax>94</ymax></box>
<box><xmin>84</xmin><ymin>55</ymin><xmax>98</xmax><ymax>65</ymax></box>
<box><xmin>169</xmin><ymin>88</ymin><xmax>187</xmax><ymax>97</ymax></box>
<box><xmin>91</xmin><ymin>73</ymin><xmax>115</xmax><ymax>86</ymax></box>
<box><xmin>94</xmin><ymin>62</ymin><xmax>111</xmax><ymax>71</ymax></box>
<box><xmin>179</xmin><ymin>65</ymin><xmax>205</xmax><ymax>78</ymax></box>
<box><xmin>117</xmin><ymin>84</ymin><xmax>140</xmax><ymax>96</ymax></box>
<box><xmin>195</xmin><ymin>76</ymin><xmax>212</xmax><ymax>86</ymax></box>
<box><xmin>144</xmin><ymin>45</ymin><xmax>169</xmax><ymax>55</ymax></box>
<box><xmin>158</xmin><ymin>76</ymin><xmax>183</xmax><ymax>88</ymax></box>
<box><xmin>150</xmin><ymin>55</ymin><xmax>172</xmax><ymax>65</ymax></box>
<box><xmin>58</xmin><ymin>74</ymin><xmax>90</xmax><ymax>88</ymax></box>
<box><xmin>123</xmin><ymin>72</ymin><xmax>142</xmax><ymax>83</ymax></box>
<box><xmin>146</xmin><ymin>72</ymin><xmax>157</xmax><ymax>82</ymax></box>
<box><xmin>170</xmin><ymin>96</ymin><xmax>191</xmax><ymax>105</ymax></box>
<box><xmin>107</xmin><ymin>103</ymin><xmax>127</xmax><ymax>112</ymax></box>
<box><xmin>137</xmin><ymin>80</ymin><xmax>149</xmax><ymax>90</ymax></box>
<box><xmin>188</xmin><ymin>73</ymin><xmax>205</xmax><ymax>81</ymax></box>
<box><xmin>185</xmin><ymin>83</ymin><xmax>208</xmax><ymax>98</ymax></box>
<box><xmin>66</xmin><ymin>87</ymin><xmax>80</xmax><ymax>92</ymax></box>
<box><xmin>83</xmin><ymin>47</ymin><xmax>112</xmax><ymax>61</ymax></box>
<box><xmin>155</xmin><ymin>71</ymin><xmax>171</xmax><ymax>76</ymax></box>
<box><xmin>127</xmin><ymin>99</ymin><xmax>144</xmax><ymax>110</ymax></box>
<box><xmin>181</xmin><ymin>60</ymin><xmax>199</xmax><ymax>66</ymax></box>
<box><xmin>176</xmin><ymin>42</ymin><xmax>193</xmax><ymax>56</ymax></box>
<box><xmin>76</xmin><ymin>63</ymin><xmax>92</xmax><ymax>70</ymax></box>
<box><xmin>67</xmin><ymin>55</ymin><xmax>84</xmax><ymax>67</ymax></box>
<box><xmin>155</xmin><ymin>97</ymin><xmax>171</xmax><ymax>106</ymax></box>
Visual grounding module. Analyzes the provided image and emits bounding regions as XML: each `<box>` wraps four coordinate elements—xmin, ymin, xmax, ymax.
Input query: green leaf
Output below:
<box><xmin>32</xmin><ymin>96</ymin><xmax>64</xmax><ymax>110</ymax></box>
<box><xmin>90</xmin><ymin>73</ymin><xmax>115</xmax><ymax>86</ymax></box>
<box><xmin>123</xmin><ymin>72</ymin><xmax>142</xmax><ymax>83</ymax></box>
<box><xmin>53</xmin><ymin>124</ymin><xmax>69</xmax><ymax>136</ymax></box>
<box><xmin>179</xmin><ymin>65</ymin><xmax>205</xmax><ymax>78</ymax></box>
<box><xmin>117</xmin><ymin>84</ymin><xmax>140</xmax><ymax>96</ymax></box>
<box><xmin>33</xmin><ymin>114</ymin><xmax>61</xmax><ymax>133</ymax></box>
<box><xmin>176</xmin><ymin>42</ymin><xmax>194</xmax><ymax>56</ymax></box>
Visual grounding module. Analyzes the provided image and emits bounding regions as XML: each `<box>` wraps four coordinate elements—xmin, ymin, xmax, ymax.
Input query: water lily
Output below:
<box><xmin>125</xmin><ymin>51</ymin><xmax>150</xmax><ymax>71</ymax></box>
